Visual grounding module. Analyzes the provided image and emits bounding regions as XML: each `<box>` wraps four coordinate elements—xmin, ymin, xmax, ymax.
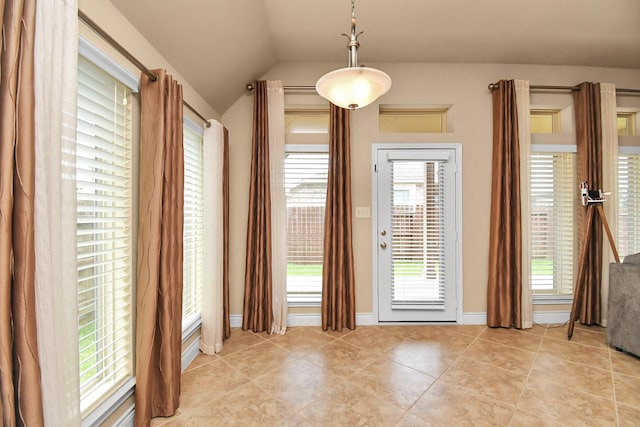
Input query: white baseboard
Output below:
<box><xmin>285</xmin><ymin>312</ymin><xmax>376</xmax><ymax>327</ymax></box>
<box><xmin>114</xmin><ymin>404</ymin><xmax>135</xmax><ymax>427</ymax></box>
<box><xmin>356</xmin><ymin>313</ymin><xmax>376</xmax><ymax>325</ymax></box>
<box><xmin>181</xmin><ymin>336</ymin><xmax>201</xmax><ymax>372</ymax></box>
<box><xmin>232</xmin><ymin>311</ymin><xmax>571</xmax><ymax>328</ymax></box>
<box><xmin>229</xmin><ymin>312</ymin><xmax>376</xmax><ymax>328</ymax></box>
<box><xmin>229</xmin><ymin>314</ymin><xmax>243</xmax><ymax>328</ymax></box>
<box><xmin>287</xmin><ymin>313</ymin><xmax>320</xmax><ymax>326</ymax></box>
<box><xmin>462</xmin><ymin>312</ymin><xmax>487</xmax><ymax>325</ymax></box>
<box><xmin>533</xmin><ymin>310</ymin><xmax>570</xmax><ymax>324</ymax></box>
<box><xmin>462</xmin><ymin>311</ymin><xmax>571</xmax><ymax>326</ymax></box>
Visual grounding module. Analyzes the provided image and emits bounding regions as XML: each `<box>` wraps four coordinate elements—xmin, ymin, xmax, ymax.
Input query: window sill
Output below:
<box><xmin>532</xmin><ymin>295</ymin><xmax>573</xmax><ymax>305</ymax></box>
<box><xmin>182</xmin><ymin>314</ymin><xmax>202</xmax><ymax>343</ymax></box>
<box><xmin>82</xmin><ymin>377</ymin><xmax>135</xmax><ymax>427</ymax></box>
<box><xmin>287</xmin><ymin>296</ymin><xmax>321</xmax><ymax>308</ymax></box>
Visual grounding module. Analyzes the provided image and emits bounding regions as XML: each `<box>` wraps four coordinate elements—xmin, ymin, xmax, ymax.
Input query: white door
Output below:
<box><xmin>375</xmin><ymin>147</ymin><xmax>460</xmax><ymax>322</ymax></box>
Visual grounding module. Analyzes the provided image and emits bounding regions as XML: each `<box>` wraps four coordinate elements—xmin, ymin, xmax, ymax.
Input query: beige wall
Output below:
<box><xmin>74</xmin><ymin>1</ymin><xmax>640</xmax><ymax>321</ymax></box>
<box><xmin>78</xmin><ymin>0</ymin><xmax>219</xmax><ymax>122</ymax></box>
<box><xmin>222</xmin><ymin>61</ymin><xmax>640</xmax><ymax>319</ymax></box>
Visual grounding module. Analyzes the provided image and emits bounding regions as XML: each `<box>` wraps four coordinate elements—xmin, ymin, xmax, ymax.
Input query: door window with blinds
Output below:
<box><xmin>76</xmin><ymin>55</ymin><xmax>135</xmax><ymax>413</ymax></box>
<box><xmin>618</xmin><ymin>152</ymin><xmax>640</xmax><ymax>257</ymax></box>
<box><xmin>391</xmin><ymin>161</ymin><xmax>446</xmax><ymax>304</ymax></box>
<box><xmin>376</xmin><ymin>147</ymin><xmax>459</xmax><ymax>322</ymax></box>
<box><xmin>182</xmin><ymin>123</ymin><xmax>204</xmax><ymax>329</ymax></box>
<box><xmin>284</xmin><ymin>147</ymin><xmax>329</xmax><ymax>304</ymax></box>
<box><xmin>529</xmin><ymin>151</ymin><xmax>575</xmax><ymax>295</ymax></box>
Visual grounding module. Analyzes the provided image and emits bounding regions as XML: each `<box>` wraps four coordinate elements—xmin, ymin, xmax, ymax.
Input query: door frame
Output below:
<box><xmin>371</xmin><ymin>143</ymin><xmax>463</xmax><ymax>324</ymax></box>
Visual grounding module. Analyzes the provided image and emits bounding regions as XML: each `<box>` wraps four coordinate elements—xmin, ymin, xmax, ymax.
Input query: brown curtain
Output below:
<box><xmin>573</xmin><ymin>82</ymin><xmax>603</xmax><ymax>325</ymax></box>
<box><xmin>135</xmin><ymin>69</ymin><xmax>184</xmax><ymax>426</ymax></box>
<box><xmin>242</xmin><ymin>81</ymin><xmax>273</xmax><ymax>333</ymax></box>
<box><xmin>321</xmin><ymin>103</ymin><xmax>356</xmax><ymax>331</ymax></box>
<box><xmin>487</xmin><ymin>80</ymin><xmax>523</xmax><ymax>329</ymax></box>
<box><xmin>223</xmin><ymin>127</ymin><xmax>231</xmax><ymax>339</ymax></box>
<box><xmin>0</xmin><ymin>1</ymin><xmax>44</xmax><ymax>425</ymax></box>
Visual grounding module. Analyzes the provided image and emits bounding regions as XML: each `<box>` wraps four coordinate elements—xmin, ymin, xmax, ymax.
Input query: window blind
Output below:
<box><xmin>530</xmin><ymin>152</ymin><xmax>575</xmax><ymax>295</ymax></box>
<box><xmin>284</xmin><ymin>151</ymin><xmax>328</xmax><ymax>303</ymax></box>
<box><xmin>618</xmin><ymin>154</ymin><xmax>640</xmax><ymax>257</ymax></box>
<box><xmin>183</xmin><ymin>125</ymin><xmax>204</xmax><ymax>325</ymax></box>
<box><xmin>76</xmin><ymin>56</ymin><xmax>134</xmax><ymax>413</ymax></box>
<box><xmin>390</xmin><ymin>160</ymin><xmax>446</xmax><ymax>307</ymax></box>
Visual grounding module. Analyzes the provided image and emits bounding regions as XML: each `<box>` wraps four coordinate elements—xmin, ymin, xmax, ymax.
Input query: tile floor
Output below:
<box><xmin>151</xmin><ymin>323</ymin><xmax>640</xmax><ymax>426</ymax></box>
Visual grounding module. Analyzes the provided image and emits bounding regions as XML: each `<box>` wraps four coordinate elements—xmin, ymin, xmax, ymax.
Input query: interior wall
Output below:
<box><xmin>78</xmin><ymin>0</ymin><xmax>219</xmax><ymax>122</ymax></box>
<box><xmin>75</xmin><ymin>0</ymin><xmax>640</xmax><ymax>322</ymax></box>
<box><xmin>222</xmin><ymin>61</ymin><xmax>640</xmax><ymax>320</ymax></box>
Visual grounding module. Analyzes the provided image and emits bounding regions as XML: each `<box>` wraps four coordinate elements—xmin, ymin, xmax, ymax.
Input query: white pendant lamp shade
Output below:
<box><xmin>315</xmin><ymin>0</ymin><xmax>391</xmax><ymax>110</ymax></box>
<box><xmin>316</xmin><ymin>66</ymin><xmax>391</xmax><ymax>110</ymax></box>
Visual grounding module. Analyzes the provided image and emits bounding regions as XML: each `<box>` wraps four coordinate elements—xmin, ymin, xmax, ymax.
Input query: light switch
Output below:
<box><xmin>355</xmin><ymin>207</ymin><xmax>370</xmax><ymax>218</ymax></box>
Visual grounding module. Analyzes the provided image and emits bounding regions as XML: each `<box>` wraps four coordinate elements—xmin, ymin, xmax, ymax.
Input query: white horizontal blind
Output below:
<box><xmin>284</xmin><ymin>152</ymin><xmax>328</xmax><ymax>303</ymax></box>
<box><xmin>530</xmin><ymin>152</ymin><xmax>575</xmax><ymax>295</ymax></box>
<box><xmin>76</xmin><ymin>56</ymin><xmax>134</xmax><ymax>413</ymax></box>
<box><xmin>618</xmin><ymin>154</ymin><xmax>640</xmax><ymax>257</ymax></box>
<box><xmin>390</xmin><ymin>160</ymin><xmax>445</xmax><ymax>306</ymax></box>
<box><xmin>183</xmin><ymin>125</ymin><xmax>204</xmax><ymax>325</ymax></box>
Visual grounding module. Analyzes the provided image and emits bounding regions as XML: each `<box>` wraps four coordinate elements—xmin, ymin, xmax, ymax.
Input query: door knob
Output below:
<box><xmin>380</xmin><ymin>242</ymin><xmax>387</xmax><ymax>249</ymax></box>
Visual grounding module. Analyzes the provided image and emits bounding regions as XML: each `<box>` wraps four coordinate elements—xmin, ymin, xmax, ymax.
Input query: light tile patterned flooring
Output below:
<box><xmin>152</xmin><ymin>324</ymin><xmax>640</xmax><ymax>426</ymax></box>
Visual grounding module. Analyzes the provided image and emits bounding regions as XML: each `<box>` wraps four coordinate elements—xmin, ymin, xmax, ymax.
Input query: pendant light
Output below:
<box><xmin>315</xmin><ymin>0</ymin><xmax>391</xmax><ymax>110</ymax></box>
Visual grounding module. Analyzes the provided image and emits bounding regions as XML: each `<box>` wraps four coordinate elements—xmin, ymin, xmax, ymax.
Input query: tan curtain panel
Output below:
<box><xmin>487</xmin><ymin>80</ymin><xmax>523</xmax><ymax>329</ymax></box>
<box><xmin>573</xmin><ymin>82</ymin><xmax>603</xmax><ymax>325</ymax></box>
<box><xmin>223</xmin><ymin>127</ymin><xmax>231</xmax><ymax>339</ymax></box>
<box><xmin>0</xmin><ymin>0</ymin><xmax>44</xmax><ymax>425</ymax></box>
<box><xmin>135</xmin><ymin>69</ymin><xmax>184</xmax><ymax>425</ymax></box>
<box><xmin>322</xmin><ymin>103</ymin><xmax>356</xmax><ymax>331</ymax></box>
<box><xmin>242</xmin><ymin>80</ymin><xmax>273</xmax><ymax>333</ymax></box>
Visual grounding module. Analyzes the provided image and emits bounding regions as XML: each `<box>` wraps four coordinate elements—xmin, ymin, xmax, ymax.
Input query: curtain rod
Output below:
<box><xmin>246</xmin><ymin>83</ymin><xmax>316</xmax><ymax>92</ymax></box>
<box><xmin>78</xmin><ymin>10</ymin><xmax>212</xmax><ymax>127</ymax></box>
<box><xmin>487</xmin><ymin>82</ymin><xmax>640</xmax><ymax>95</ymax></box>
<box><xmin>247</xmin><ymin>82</ymin><xmax>640</xmax><ymax>96</ymax></box>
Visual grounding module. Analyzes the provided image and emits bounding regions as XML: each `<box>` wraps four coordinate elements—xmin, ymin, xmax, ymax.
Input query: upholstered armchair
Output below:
<box><xmin>607</xmin><ymin>253</ymin><xmax>640</xmax><ymax>357</ymax></box>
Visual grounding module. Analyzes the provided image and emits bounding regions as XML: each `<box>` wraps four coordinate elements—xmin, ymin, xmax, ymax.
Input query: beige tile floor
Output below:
<box><xmin>152</xmin><ymin>323</ymin><xmax>640</xmax><ymax>426</ymax></box>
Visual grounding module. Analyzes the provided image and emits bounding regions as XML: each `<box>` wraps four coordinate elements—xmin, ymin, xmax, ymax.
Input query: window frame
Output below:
<box><xmin>617</xmin><ymin>112</ymin><xmax>637</xmax><ymax>137</ymax></box>
<box><xmin>285</xmin><ymin>108</ymin><xmax>330</xmax><ymax>134</ymax></box>
<box><xmin>530</xmin><ymin>144</ymin><xmax>576</xmax><ymax>305</ymax></box>
<box><xmin>529</xmin><ymin>143</ymin><xmax>640</xmax><ymax>304</ymax></box>
<box><xmin>284</xmin><ymin>143</ymin><xmax>329</xmax><ymax>306</ymax></box>
<box><xmin>77</xmin><ymin>36</ymin><xmax>139</xmax><ymax>426</ymax></box>
<box><xmin>530</xmin><ymin>109</ymin><xmax>561</xmax><ymax>134</ymax></box>
<box><xmin>182</xmin><ymin>116</ymin><xmax>205</xmax><ymax>339</ymax></box>
<box><xmin>378</xmin><ymin>106</ymin><xmax>449</xmax><ymax>134</ymax></box>
<box><xmin>618</xmin><ymin>146</ymin><xmax>640</xmax><ymax>258</ymax></box>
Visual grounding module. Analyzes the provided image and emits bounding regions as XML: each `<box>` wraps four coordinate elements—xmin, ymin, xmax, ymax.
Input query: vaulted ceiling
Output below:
<box><xmin>110</xmin><ymin>0</ymin><xmax>640</xmax><ymax>114</ymax></box>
